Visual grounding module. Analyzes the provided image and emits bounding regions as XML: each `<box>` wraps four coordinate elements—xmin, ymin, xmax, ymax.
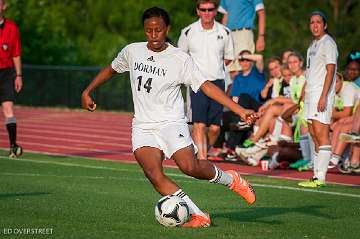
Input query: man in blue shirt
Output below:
<box><xmin>230</xmin><ymin>50</ymin><xmax>266</xmax><ymax>106</ymax></box>
<box><xmin>218</xmin><ymin>0</ymin><xmax>266</xmax><ymax>75</ymax></box>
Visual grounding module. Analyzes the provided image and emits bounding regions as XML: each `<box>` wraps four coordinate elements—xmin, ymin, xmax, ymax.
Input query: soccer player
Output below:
<box><xmin>0</xmin><ymin>0</ymin><xmax>23</xmax><ymax>158</ymax></box>
<box><xmin>298</xmin><ymin>11</ymin><xmax>338</xmax><ymax>188</ymax></box>
<box><xmin>81</xmin><ymin>7</ymin><xmax>256</xmax><ymax>228</ymax></box>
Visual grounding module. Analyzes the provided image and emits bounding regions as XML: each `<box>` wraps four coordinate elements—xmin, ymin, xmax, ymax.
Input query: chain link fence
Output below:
<box><xmin>18</xmin><ymin>64</ymin><xmax>133</xmax><ymax>112</ymax></box>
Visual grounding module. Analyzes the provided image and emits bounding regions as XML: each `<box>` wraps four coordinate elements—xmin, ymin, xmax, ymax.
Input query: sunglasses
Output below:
<box><xmin>198</xmin><ymin>8</ymin><xmax>216</xmax><ymax>12</ymax></box>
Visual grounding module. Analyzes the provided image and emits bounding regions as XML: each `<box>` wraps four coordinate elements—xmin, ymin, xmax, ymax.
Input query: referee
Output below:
<box><xmin>0</xmin><ymin>0</ymin><xmax>23</xmax><ymax>158</ymax></box>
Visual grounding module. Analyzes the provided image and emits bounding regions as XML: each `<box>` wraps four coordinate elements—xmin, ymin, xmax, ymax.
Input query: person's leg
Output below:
<box><xmin>190</xmin><ymin>89</ymin><xmax>210</xmax><ymax>160</ymax></box>
<box><xmin>250</xmin><ymin>104</ymin><xmax>283</xmax><ymax>142</ymax></box>
<box><xmin>331</xmin><ymin>122</ymin><xmax>352</xmax><ymax>165</ymax></box>
<box><xmin>311</xmin><ymin>120</ymin><xmax>331</xmax><ymax>183</ymax></box>
<box><xmin>172</xmin><ymin>145</ymin><xmax>256</xmax><ymax>205</ymax></box>
<box><xmin>207</xmin><ymin>124</ymin><xmax>220</xmax><ymax>147</ymax></box>
<box><xmin>2</xmin><ymin>101</ymin><xmax>22</xmax><ymax>157</ymax></box>
<box><xmin>350</xmin><ymin>145</ymin><xmax>359</xmax><ymax>171</ymax></box>
<box><xmin>192</xmin><ymin>122</ymin><xmax>207</xmax><ymax>160</ymax></box>
<box><xmin>206</xmin><ymin>80</ymin><xmax>225</xmax><ymax>157</ymax></box>
<box><xmin>351</xmin><ymin>104</ymin><xmax>360</xmax><ymax>133</ymax></box>
<box><xmin>135</xmin><ymin>146</ymin><xmax>210</xmax><ymax>227</ymax></box>
<box><xmin>134</xmin><ymin>147</ymin><xmax>180</xmax><ymax>195</ymax></box>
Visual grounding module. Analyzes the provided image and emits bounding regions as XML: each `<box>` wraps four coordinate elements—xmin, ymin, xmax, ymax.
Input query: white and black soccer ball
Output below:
<box><xmin>154</xmin><ymin>195</ymin><xmax>190</xmax><ymax>227</ymax></box>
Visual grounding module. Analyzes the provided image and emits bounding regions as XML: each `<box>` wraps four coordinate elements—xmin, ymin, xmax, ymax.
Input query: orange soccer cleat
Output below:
<box><xmin>226</xmin><ymin>170</ymin><xmax>256</xmax><ymax>205</ymax></box>
<box><xmin>181</xmin><ymin>213</ymin><xmax>211</xmax><ymax>228</ymax></box>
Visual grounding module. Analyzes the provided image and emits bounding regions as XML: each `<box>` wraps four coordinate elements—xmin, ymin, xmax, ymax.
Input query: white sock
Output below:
<box><xmin>172</xmin><ymin>189</ymin><xmax>206</xmax><ymax>217</ymax></box>
<box><xmin>313</xmin><ymin>152</ymin><xmax>319</xmax><ymax>179</ymax></box>
<box><xmin>308</xmin><ymin>134</ymin><xmax>316</xmax><ymax>166</ymax></box>
<box><xmin>299</xmin><ymin>135</ymin><xmax>311</xmax><ymax>161</ymax></box>
<box><xmin>209</xmin><ymin>166</ymin><xmax>233</xmax><ymax>186</ymax></box>
<box><xmin>253</xmin><ymin>125</ymin><xmax>259</xmax><ymax>134</ymax></box>
<box><xmin>271</xmin><ymin>117</ymin><xmax>284</xmax><ymax>142</ymax></box>
<box><xmin>317</xmin><ymin>145</ymin><xmax>332</xmax><ymax>182</ymax></box>
<box><xmin>330</xmin><ymin>154</ymin><xmax>341</xmax><ymax>165</ymax></box>
<box><xmin>279</xmin><ymin>134</ymin><xmax>292</xmax><ymax>141</ymax></box>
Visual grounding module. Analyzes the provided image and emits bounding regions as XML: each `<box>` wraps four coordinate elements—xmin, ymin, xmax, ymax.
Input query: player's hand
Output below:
<box><xmin>246</xmin><ymin>112</ymin><xmax>258</xmax><ymax>125</ymax></box>
<box><xmin>81</xmin><ymin>92</ymin><xmax>97</xmax><ymax>112</ymax></box>
<box><xmin>317</xmin><ymin>96</ymin><xmax>327</xmax><ymax>112</ymax></box>
<box><xmin>15</xmin><ymin>76</ymin><xmax>23</xmax><ymax>93</ymax></box>
<box><xmin>239</xmin><ymin>109</ymin><xmax>257</xmax><ymax>125</ymax></box>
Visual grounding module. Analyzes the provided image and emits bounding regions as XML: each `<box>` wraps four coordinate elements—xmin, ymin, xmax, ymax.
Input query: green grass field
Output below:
<box><xmin>0</xmin><ymin>151</ymin><xmax>359</xmax><ymax>239</ymax></box>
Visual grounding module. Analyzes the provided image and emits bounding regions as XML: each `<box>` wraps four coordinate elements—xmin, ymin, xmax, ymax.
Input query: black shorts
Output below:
<box><xmin>190</xmin><ymin>79</ymin><xmax>225</xmax><ymax>126</ymax></box>
<box><xmin>0</xmin><ymin>68</ymin><xmax>16</xmax><ymax>103</ymax></box>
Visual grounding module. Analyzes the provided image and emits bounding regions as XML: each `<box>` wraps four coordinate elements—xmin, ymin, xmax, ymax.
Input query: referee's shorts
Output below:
<box><xmin>190</xmin><ymin>79</ymin><xmax>225</xmax><ymax>126</ymax></box>
<box><xmin>0</xmin><ymin>68</ymin><xmax>16</xmax><ymax>103</ymax></box>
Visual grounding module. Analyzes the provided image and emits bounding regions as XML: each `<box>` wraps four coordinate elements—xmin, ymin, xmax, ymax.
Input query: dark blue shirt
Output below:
<box><xmin>230</xmin><ymin>67</ymin><xmax>266</xmax><ymax>103</ymax></box>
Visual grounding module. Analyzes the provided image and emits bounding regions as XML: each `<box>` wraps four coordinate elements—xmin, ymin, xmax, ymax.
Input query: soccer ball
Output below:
<box><xmin>154</xmin><ymin>195</ymin><xmax>190</xmax><ymax>227</ymax></box>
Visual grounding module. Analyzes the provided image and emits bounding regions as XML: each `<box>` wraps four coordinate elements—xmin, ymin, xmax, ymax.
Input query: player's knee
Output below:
<box><xmin>208</xmin><ymin>125</ymin><xmax>220</xmax><ymax>135</ymax></box>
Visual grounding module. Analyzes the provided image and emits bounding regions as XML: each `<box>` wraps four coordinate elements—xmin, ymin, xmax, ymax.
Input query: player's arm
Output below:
<box><xmin>241</xmin><ymin>54</ymin><xmax>264</xmax><ymax>72</ymax></box>
<box><xmin>200</xmin><ymin>80</ymin><xmax>256</xmax><ymax>123</ymax></box>
<box><xmin>12</xmin><ymin>56</ymin><xmax>22</xmax><ymax>93</ymax></box>
<box><xmin>221</xmin><ymin>13</ymin><xmax>228</xmax><ymax>25</ymax></box>
<box><xmin>255</xmin><ymin>9</ymin><xmax>266</xmax><ymax>52</ymax></box>
<box><xmin>81</xmin><ymin>65</ymin><xmax>116</xmax><ymax>111</ymax></box>
<box><xmin>318</xmin><ymin>64</ymin><xmax>336</xmax><ymax>112</ymax></box>
<box><xmin>260</xmin><ymin>78</ymin><xmax>273</xmax><ymax>99</ymax></box>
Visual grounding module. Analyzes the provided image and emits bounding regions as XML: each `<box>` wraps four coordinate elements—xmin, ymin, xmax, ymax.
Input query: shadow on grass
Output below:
<box><xmin>0</xmin><ymin>192</ymin><xmax>51</xmax><ymax>200</ymax></box>
<box><xmin>212</xmin><ymin>205</ymin><xmax>336</xmax><ymax>225</ymax></box>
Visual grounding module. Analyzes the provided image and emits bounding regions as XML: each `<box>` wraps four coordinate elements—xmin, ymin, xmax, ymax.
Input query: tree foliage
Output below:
<box><xmin>5</xmin><ymin>0</ymin><xmax>359</xmax><ymax>68</ymax></box>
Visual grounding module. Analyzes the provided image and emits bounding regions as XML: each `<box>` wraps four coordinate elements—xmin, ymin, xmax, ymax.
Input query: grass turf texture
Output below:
<box><xmin>0</xmin><ymin>151</ymin><xmax>359</xmax><ymax>239</ymax></box>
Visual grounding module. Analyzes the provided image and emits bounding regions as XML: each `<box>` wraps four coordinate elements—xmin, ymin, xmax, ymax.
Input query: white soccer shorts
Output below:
<box><xmin>132</xmin><ymin>122</ymin><xmax>197</xmax><ymax>159</ymax></box>
<box><xmin>304</xmin><ymin>93</ymin><xmax>334</xmax><ymax>124</ymax></box>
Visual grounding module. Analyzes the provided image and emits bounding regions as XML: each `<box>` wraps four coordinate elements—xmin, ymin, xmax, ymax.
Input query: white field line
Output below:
<box><xmin>20</xmin><ymin>121</ymin><xmax>132</xmax><ymax>134</ymax></box>
<box><xmin>14</xmin><ymin>127</ymin><xmax>130</xmax><ymax>139</ymax></box>
<box><xmin>0</xmin><ymin>132</ymin><xmax>131</xmax><ymax>148</ymax></box>
<box><xmin>1</xmin><ymin>156</ymin><xmax>359</xmax><ymax>199</ymax></box>
<box><xmin>0</xmin><ymin>142</ymin><xmax>133</xmax><ymax>156</ymax></box>
<box><xmin>0</xmin><ymin>129</ymin><xmax>128</xmax><ymax>141</ymax></box>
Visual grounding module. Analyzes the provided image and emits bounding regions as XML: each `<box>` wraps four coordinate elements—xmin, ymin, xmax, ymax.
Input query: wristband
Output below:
<box><xmin>16</xmin><ymin>75</ymin><xmax>22</xmax><ymax>77</ymax></box>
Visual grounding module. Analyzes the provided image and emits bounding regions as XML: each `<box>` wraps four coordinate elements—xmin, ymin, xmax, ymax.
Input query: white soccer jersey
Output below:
<box><xmin>338</xmin><ymin>82</ymin><xmax>358</xmax><ymax>108</ymax></box>
<box><xmin>111</xmin><ymin>42</ymin><xmax>206</xmax><ymax>129</ymax></box>
<box><xmin>178</xmin><ymin>20</ymin><xmax>234</xmax><ymax>81</ymax></box>
<box><xmin>305</xmin><ymin>34</ymin><xmax>338</xmax><ymax>94</ymax></box>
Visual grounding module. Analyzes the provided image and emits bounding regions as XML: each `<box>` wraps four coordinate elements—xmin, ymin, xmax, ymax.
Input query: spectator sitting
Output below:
<box><xmin>281</xmin><ymin>48</ymin><xmax>295</xmax><ymax>65</ymax></box>
<box><xmin>230</xmin><ymin>50</ymin><xmax>266</xmax><ymax>109</ymax></box>
<box><xmin>330</xmin><ymin>100</ymin><xmax>360</xmax><ymax>174</ymax></box>
<box><xmin>220</xmin><ymin>50</ymin><xmax>265</xmax><ymax>161</ymax></box>
<box><xmin>236</xmin><ymin>52</ymin><xmax>307</xmax><ymax>165</ymax></box>
<box><xmin>260</xmin><ymin>57</ymin><xmax>283</xmax><ymax>100</ymax></box>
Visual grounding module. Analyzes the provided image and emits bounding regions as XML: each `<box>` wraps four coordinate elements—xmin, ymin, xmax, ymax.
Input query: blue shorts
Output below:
<box><xmin>190</xmin><ymin>79</ymin><xmax>225</xmax><ymax>126</ymax></box>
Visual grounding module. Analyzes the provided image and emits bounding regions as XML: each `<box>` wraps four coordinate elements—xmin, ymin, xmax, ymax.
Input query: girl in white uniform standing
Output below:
<box><xmin>299</xmin><ymin>11</ymin><xmax>338</xmax><ymax>188</ymax></box>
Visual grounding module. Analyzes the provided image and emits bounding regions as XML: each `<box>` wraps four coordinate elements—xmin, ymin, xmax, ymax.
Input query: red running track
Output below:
<box><xmin>0</xmin><ymin>106</ymin><xmax>359</xmax><ymax>187</ymax></box>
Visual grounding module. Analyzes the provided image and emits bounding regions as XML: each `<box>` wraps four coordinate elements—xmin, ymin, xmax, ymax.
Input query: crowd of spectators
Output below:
<box><xmin>179</xmin><ymin>0</ymin><xmax>360</xmax><ymax>179</ymax></box>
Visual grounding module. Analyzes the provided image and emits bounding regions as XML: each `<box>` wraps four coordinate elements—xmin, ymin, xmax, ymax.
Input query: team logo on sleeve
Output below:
<box><xmin>2</xmin><ymin>44</ymin><xmax>8</xmax><ymax>51</ymax></box>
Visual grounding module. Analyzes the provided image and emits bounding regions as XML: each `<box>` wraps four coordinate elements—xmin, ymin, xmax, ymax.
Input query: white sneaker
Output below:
<box><xmin>236</xmin><ymin>145</ymin><xmax>261</xmax><ymax>158</ymax></box>
<box><xmin>247</xmin><ymin>157</ymin><xmax>259</xmax><ymax>166</ymax></box>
